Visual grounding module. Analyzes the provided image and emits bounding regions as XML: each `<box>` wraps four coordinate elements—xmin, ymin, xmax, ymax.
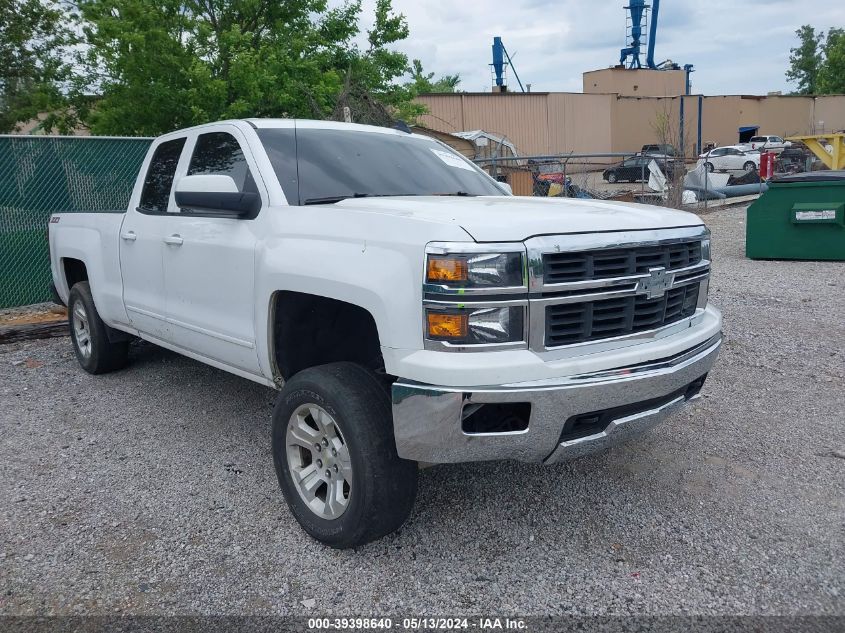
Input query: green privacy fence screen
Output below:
<box><xmin>0</xmin><ymin>135</ymin><xmax>152</xmax><ymax>308</ymax></box>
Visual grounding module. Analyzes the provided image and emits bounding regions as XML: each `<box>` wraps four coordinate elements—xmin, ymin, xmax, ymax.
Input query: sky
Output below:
<box><xmin>349</xmin><ymin>0</ymin><xmax>845</xmax><ymax>95</ymax></box>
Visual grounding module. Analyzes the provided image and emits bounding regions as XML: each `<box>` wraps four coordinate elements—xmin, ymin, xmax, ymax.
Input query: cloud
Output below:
<box><xmin>347</xmin><ymin>0</ymin><xmax>845</xmax><ymax>95</ymax></box>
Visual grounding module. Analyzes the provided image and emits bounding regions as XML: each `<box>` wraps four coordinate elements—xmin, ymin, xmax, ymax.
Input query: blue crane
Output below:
<box><xmin>619</xmin><ymin>0</ymin><xmax>661</xmax><ymax>69</ymax></box>
<box><xmin>618</xmin><ymin>1</ymin><xmax>694</xmax><ymax>94</ymax></box>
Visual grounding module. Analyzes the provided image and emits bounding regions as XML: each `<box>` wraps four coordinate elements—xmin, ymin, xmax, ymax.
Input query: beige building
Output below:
<box><xmin>415</xmin><ymin>91</ymin><xmax>845</xmax><ymax>158</ymax></box>
<box><xmin>584</xmin><ymin>68</ymin><xmax>688</xmax><ymax>97</ymax></box>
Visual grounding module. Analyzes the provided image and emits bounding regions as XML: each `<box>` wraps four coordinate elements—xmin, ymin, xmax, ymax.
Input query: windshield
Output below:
<box><xmin>257</xmin><ymin>127</ymin><xmax>504</xmax><ymax>205</ymax></box>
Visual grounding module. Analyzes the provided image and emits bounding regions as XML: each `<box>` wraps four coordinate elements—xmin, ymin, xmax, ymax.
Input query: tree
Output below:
<box><xmin>407</xmin><ymin>59</ymin><xmax>461</xmax><ymax>94</ymax></box>
<box><xmin>817</xmin><ymin>28</ymin><xmax>845</xmax><ymax>94</ymax></box>
<box><xmin>375</xmin><ymin>58</ymin><xmax>460</xmax><ymax>125</ymax></box>
<box><xmin>649</xmin><ymin>103</ymin><xmax>684</xmax><ymax>209</ymax></box>
<box><xmin>786</xmin><ymin>25</ymin><xmax>822</xmax><ymax>95</ymax></box>
<box><xmin>786</xmin><ymin>25</ymin><xmax>845</xmax><ymax>95</ymax></box>
<box><xmin>0</xmin><ymin>0</ymin><xmax>79</xmax><ymax>133</ymax></box>
<box><xmin>329</xmin><ymin>0</ymin><xmax>421</xmax><ymax>125</ymax></box>
<box><xmin>74</xmin><ymin>0</ymin><xmax>419</xmax><ymax>135</ymax></box>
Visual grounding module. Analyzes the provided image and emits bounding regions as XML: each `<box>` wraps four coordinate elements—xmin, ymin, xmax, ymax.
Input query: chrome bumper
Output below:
<box><xmin>391</xmin><ymin>334</ymin><xmax>721</xmax><ymax>464</ymax></box>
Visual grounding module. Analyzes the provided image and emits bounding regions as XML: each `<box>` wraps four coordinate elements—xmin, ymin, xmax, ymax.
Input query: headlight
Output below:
<box><xmin>426</xmin><ymin>306</ymin><xmax>525</xmax><ymax>345</ymax></box>
<box><xmin>701</xmin><ymin>238</ymin><xmax>711</xmax><ymax>261</ymax></box>
<box><xmin>423</xmin><ymin>244</ymin><xmax>528</xmax><ymax>350</ymax></box>
<box><xmin>698</xmin><ymin>231</ymin><xmax>712</xmax><ymax>309</ymax></box>
<box><xmin>426</xmin><ymin>252</ymin><xmax>524</xmax><ymax>288</ymax></box>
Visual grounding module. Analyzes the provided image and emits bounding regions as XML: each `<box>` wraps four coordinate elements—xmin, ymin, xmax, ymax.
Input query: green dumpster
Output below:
<box><xmin>746</xmin><ymin>170</ymin><xmax>845</xmax><ymax>260</ymax></box>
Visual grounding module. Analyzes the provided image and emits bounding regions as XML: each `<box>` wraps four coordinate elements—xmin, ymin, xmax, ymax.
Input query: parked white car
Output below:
<box><xmin>49</xmin><ymin>119</ymin><xmax>722</xmax><ymax>548</ymax></box>
<box><xmin>737</xmin><ymin>136</ymin><xmax>792</xmax><ymax>154</ymax></box>
<box><xmin>697</xmin><ymin>146</ymin><xmax>760</xmax><ymax>173</ymax></box>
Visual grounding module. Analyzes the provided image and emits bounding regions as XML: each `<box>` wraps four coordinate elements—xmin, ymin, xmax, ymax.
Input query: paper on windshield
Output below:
<box><xmin>430</xmin><ymin>148</ymin><xmax>476</xmax><ymax>172</ymax></box>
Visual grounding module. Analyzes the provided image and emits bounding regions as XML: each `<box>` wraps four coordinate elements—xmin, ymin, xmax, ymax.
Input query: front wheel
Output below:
<box><xmin>272</xmin><ymin>362</ymin><xmax>418</xmax><ymax>548</ymax></box>
<box><xmin>607</xmin><ymin>172</ymin><xmax>618</xmax><ymax>183</ymax></box>
<box><xmin>743</xmin><ymin>161</ymin><xmax>757</xmax><ymax>173</ymax></box>
<box><xmin>68</xmin><ymin>281</ymin><xmax>129</xmax><ymax>374</ymax></box>
<box><xmin>704</xmin><ymin>162</ymin><xmax>715</xmax><ymax>173</ymax></box>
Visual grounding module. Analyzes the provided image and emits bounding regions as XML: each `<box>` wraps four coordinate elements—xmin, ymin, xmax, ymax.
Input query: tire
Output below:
<box><xmin>68</xmin><ymin>281</ymin><xmax>129</xmax><ymax>374</ymax></box>
<box><xmin>272</xmin><ymin>362</ymin><xmax>418</xmax><ymax>549</ymax></box>
<box><xmin>607</xmin><ymin>172</ymin><xmax>618</xmax><ymax>183</ymax></box>
<box><xmin>704</xmin><ymin>162</ymin><xmax>715</xmax><ymax>173</ymax></box>
<box><xmin>743</xmin><ymin>161</ymin><xmax>757</xmax><ymax>173</ymax></box>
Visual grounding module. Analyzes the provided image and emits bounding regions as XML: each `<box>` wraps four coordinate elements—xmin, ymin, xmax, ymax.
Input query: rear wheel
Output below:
<box><xmin>68</xmin><ymin>282</ymin><xmax>129</xmax><ymax>374</ymax></box>
<box><xmin>743</xmin><ymin>161</ymin><xmax>757</xmax><ymax>173</ymax></box>
<box><xmin>272</xmin><ymin>362</ymin><xmax>417</xmax><ymax>548</ymax></box>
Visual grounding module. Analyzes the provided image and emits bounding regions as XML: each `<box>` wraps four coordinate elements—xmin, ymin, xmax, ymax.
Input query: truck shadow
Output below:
<box><xmin>120</xmin><ymin>338</ymin><xmax>727</xmax><ymax>555</ymax></box>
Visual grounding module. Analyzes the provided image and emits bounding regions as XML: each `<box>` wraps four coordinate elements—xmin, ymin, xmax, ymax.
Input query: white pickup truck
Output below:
<box><xmin>738</xmin><ymin>135</ymin><xmax>792</xmax><ymax>154</ymax></box>
<box><xmin>49</xmin><ymin>119</ymin><xmax>722</xmax><ymax>548</ymax></box>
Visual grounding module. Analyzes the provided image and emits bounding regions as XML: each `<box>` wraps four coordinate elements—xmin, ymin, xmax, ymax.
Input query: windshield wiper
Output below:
<box><xmin>303</xmin><ymin>191</ymin><xmax>478</xmax><ymax>205</ymax></box>
<box><xmin>303</xmin><ymin>193</ymin><xmax>419</xmax><ymax>205</ymax></box>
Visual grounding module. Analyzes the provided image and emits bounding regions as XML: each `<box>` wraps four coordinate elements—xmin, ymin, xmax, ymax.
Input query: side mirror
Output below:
<box><xmin>174</xmin><ymin>174</ymin><xmax>261</xmax><ymax>218</ymax></box>
<box><xmin>497</xmin><ymin>181</ymin><xmax>513</xmax><ymax>195</ymax></box>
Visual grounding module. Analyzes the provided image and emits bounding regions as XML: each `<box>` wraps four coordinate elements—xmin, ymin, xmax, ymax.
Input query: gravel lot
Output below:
<box><xmin>1</xmin><ymin>206</ymin><xmax>843</xmax><ymax>617</ymax></box>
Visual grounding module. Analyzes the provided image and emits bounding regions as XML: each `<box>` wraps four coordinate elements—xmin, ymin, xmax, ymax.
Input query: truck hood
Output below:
<box><xmin>332</xmin><ymin>196</ymin><xmax>703</xmax><ymax>242</ymax></box>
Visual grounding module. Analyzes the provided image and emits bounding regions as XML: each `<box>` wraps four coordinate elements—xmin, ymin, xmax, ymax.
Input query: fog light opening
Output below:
<box><xmin>461</xmin><ymin>402</ymin><xmax>531</xmax><ymax>435</ymax></box>
<box><xmin>685</xmin><ymin>374</ymin><xmax>708</xmax><ymax>400</ymax></box>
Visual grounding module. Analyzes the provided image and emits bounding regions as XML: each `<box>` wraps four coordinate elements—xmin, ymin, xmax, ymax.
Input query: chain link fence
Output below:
<box><xmin>475</xmin><ymin>152</ymin><xmax>689</xmax><ymax>208</ymax></box>
<box><xmin>1</xmin><ymin>140</ymin><xmax>730</xmax><ymax>310</ymax></box>
<box><xmin>0</xmin><ymin>136</ymin><xmax>152</xmax><ymax>309</ymax></box>
<box><xmin>479</xmin><ymin>152</ymin><xmax>782</xmax><ymax>212</ymax></box>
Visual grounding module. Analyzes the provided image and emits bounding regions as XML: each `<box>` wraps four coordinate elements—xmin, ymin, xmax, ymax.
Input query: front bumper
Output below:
<box><xmin>391</xmin><ymin>333</ymin><xmax>721</xmax><ymax>464</ymax></box>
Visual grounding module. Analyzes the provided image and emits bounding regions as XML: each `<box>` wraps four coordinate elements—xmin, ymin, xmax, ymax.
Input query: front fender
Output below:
<box><xmin>255</xmin><ymin>239</ymin><xmax>421</xmax><ymax>378</ymax></box>
<box><xmin>252</xmin><ymin>208</ymin><xmax>472</xmax><ymax>380</ymax></box>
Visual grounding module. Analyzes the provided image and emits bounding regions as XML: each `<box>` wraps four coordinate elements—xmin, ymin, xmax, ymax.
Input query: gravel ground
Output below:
<box><xmin>1</xmin><ymin>206</ymin><xmax>843</xmax><ymax>617</ymax></box>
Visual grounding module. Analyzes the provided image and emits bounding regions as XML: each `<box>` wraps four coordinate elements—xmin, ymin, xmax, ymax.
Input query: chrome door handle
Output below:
<box><xmin>163</xmin><ymin>235</ymin><xmax>183</xmax><ymax>246</ymax></box>
<box><xmin>120</xmin><ymin>231</ymin><xmax>137</xmax><ymax>242</ymax></box>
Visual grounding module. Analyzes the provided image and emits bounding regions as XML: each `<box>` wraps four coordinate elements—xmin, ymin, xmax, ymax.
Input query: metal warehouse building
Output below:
<box><xmin>415</xmin><ymin>75</ymin><xmax>845</xmax><ymax>157</ymax></box>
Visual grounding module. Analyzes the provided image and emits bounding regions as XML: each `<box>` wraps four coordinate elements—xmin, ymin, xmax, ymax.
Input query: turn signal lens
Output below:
<box><xmin>426</xmin><ymin>251</ymin><xmax>524</xmax><ymax>287</ymax></box>
<box><xmin>427</xmin><ymin>312</ymin><xmax>468</xmax><ymax>339</ymax></box>
<box><xmin>427</xmin><ymin>256</ymin><xmax>468</xmax><ymax>283</ymax></box>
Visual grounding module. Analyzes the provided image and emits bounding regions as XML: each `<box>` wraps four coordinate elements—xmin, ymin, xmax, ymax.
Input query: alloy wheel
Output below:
<box><xmin>71</xmin><ymin>303</ymin><xmax>92</xmax><ymax>358</ymax></box>
<box><xmin>286</xmin><ymin>404</ymin><xmax>352</xmax><ymax>519</ymax></box>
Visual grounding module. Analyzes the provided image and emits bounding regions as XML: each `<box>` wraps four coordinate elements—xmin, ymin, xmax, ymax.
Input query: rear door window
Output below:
<box><xmin>138</xmin><ymin>138</ymin><xmax>186</xmax><ymax>214</ymax></box>
<box><xmin>188</xmin><ymin>132</ymin><xmax>257</xmax><ymax>193</ymax></box>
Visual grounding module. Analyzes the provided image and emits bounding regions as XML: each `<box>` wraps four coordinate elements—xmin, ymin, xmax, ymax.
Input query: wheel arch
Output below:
<box><xmin>268</xmin><ymin>290</ymin><xmax>387</xmax><ymax>383</ymax></box>
<box><xmin>62</xmin><ymin>257</ymin><xmax>89</xmax><ymax>291</ymax></box>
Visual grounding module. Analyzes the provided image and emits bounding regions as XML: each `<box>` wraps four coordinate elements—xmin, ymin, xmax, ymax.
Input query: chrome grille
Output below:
<box><xmin>545</xmin><ymin>283</ymin><xmax>700</xmax><ymax>347</ymax></box>
<box><xmin>526</xmin><ymin>228</ymin><xmax>712</xmax><ymax>351</ymax></box>
<box><xmin>543</xmin><ymin>240</ymin><xmax>703</xmax><ymax>284</ymax></box>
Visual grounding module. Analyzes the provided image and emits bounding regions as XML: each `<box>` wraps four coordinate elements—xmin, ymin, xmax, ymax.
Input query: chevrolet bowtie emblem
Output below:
<box><xmin>640</xmin><ymin>267</ymin><xmax>673</xmax><ymax>299</ymax></box>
